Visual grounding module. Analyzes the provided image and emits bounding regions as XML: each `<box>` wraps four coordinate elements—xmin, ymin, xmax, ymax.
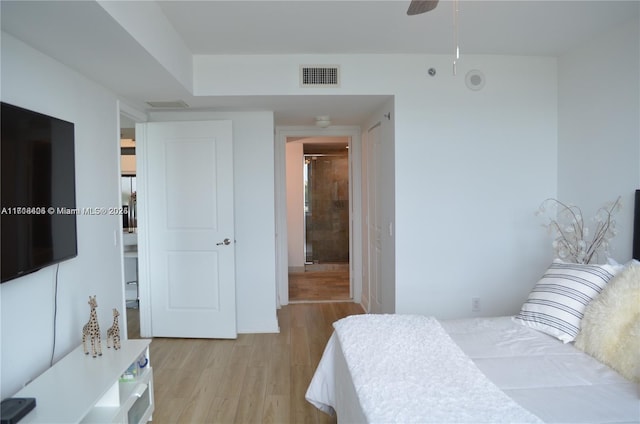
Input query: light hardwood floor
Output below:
<box><xmin>288</xmin><ymin>270</ymin><xmax>350</xmax><ymax>302</ymax></box>
<box><xmin>127</xmin><ymin>302</ymin><xmax>364</xmax><ymax>423</ymax></box>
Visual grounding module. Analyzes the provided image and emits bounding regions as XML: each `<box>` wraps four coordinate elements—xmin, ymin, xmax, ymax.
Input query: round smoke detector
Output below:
<box><xmin>465</xmin><ymin>69</ymin><xmax>486</xmax><ymax>91</ymax></box>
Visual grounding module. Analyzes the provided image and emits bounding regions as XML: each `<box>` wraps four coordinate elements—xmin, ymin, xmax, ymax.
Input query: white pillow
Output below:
<box><xmin>514</xmin><ymin>260</ymin><xmax>618</xmax><ymax>343</ymax></box>
<box><xmin>607</xmin><ymin>257</ymin><xmax>626</xmax><ymax>273</ymax></box>
<box><xmin>575</xmin><ymin>263</ymin><xmax>640</xmax><ymax>383</ymax></box>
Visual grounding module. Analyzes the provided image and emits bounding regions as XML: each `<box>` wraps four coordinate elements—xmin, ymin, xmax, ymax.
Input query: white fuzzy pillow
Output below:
<box><xmin>575</xmin><ymin>263</ymin><xmax>640</xmax><ymax>383</ymax></box>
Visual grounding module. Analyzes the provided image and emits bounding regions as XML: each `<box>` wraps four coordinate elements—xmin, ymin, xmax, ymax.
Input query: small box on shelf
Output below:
<box><xmin>120</xmin><ymin>353</ymin><xmax>149</xmax><ymax>382</ymax></box>
<box><xmin>120</xmin><ymin>362</ymin><xmax>139</xmax><ymax>382</ymax></box>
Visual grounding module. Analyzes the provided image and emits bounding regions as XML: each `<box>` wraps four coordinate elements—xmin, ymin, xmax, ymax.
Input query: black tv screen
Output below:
<box><xmin>634</xmin><ymin>190</ymin><xmax>640</xmax><ymax>260</ymax></box>
<box><xmin>1</xmin><ymin>102</ymin><xmax>77</xmax><ymax>282</ymax></box>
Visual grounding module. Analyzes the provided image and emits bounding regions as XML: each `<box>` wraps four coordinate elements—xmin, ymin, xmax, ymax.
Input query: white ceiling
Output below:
<box><xmin>1</xmin><ymin>1</ymin><xmax>638</xmax><ymax>126</ymax></box>
<box><xmin>158</xmin><ymin>1</ymin><xmax>638</xmax><ymax>56</ymax></box>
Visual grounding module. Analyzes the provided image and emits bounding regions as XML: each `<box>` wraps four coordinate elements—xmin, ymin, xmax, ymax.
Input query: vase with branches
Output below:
<box><xmin>536</xmin><ymin>196</ymin><xmax>622</xmax><ymax>264</ymax></box>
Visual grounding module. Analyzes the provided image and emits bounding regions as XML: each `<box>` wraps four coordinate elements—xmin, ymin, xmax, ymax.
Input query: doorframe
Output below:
<box><xmin>117</xmin><ymin>102</ymin><xmax>150</xmax><ymax>337</ymax></box>
<box><xmin>275</xmin><ymin>126</ymin><xmax>363</xmax><ymax>306</ymax></box>
<box><xmin>134</xmin><ymin>123</ymin><xmax>153</xmax><ymax>337</ymax></box>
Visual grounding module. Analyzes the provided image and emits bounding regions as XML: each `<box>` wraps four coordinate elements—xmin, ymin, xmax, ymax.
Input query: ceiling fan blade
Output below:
<box><xmin>407</xmin><ymin>0</ymin><xmax>439</xmax><ymax>15</ymax></box>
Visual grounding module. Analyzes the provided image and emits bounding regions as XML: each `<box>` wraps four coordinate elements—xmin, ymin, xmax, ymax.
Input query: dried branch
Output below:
<box><xmin>537</xmin><ymin>196</ymin><xmax>621</xmax><ymax>264</ymax></box>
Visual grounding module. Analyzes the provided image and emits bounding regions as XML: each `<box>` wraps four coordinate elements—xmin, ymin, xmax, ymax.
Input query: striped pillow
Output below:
<box><xmin>515</xmin><ymin>260</ymin><xmax>618</xmax><ymax>343</ymax></box>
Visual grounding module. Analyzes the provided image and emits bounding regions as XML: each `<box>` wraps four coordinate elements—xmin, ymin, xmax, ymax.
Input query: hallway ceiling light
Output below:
<box><xmin>315</xmin><ymin>115</ymin><xmax>331</xmax><ymax>128</ymax></box>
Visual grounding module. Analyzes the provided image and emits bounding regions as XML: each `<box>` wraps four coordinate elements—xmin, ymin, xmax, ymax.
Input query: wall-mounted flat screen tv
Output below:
<box><xmin>1</xmin><ymin>102</ymin><xmax>77</xmax><ymax>283</ymax></box>
<box><xmin>634</xmin><ymin>190</ymin><xmax>640</xmax><ymax>261</ymax></box>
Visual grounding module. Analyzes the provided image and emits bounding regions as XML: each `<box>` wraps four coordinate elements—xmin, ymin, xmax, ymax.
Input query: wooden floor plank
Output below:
<box><xmin>234</xmin><ymin>366</ymin><xmax>268</xmax><ymax>423</ymax></box>
<box><xmin>290</xmin><ymin>365</ymin><xmax>319</xmax><ymax>424</ymax></box>
<box><xmin>263</xmin><ymin>394</ymin><xmax>290</xmax><ymax>424</ymax></box>
<box><xmin>207</xmin><ymin>397</ymin><xmax>241</xmax><ymax>424</ymax></box>
<box><xmin>266</xmin><ymin>343</ymin><xmax>290</xmax><ymax>397</ymax></box>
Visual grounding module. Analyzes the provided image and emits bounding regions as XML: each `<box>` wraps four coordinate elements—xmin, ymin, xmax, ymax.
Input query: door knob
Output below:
<box><xmin>217</xmin><ymin>238</ymin><xmax>231</xmax><ymax>246</ymax></box>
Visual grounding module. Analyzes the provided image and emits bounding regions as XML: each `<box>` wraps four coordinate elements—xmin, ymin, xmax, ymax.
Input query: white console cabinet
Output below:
<box><xmin>15</xmin><ymin>339</ymin><xmax>153</xmax><ymax>424</ymax></box>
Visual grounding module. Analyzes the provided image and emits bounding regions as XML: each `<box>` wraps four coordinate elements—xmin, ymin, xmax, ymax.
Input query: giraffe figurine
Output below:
<box><xmin>106</xmin><ymin>308</ymin><xmax>121</xmax><ymax>350</ymax></box>
<box><xmin>82</xmin><ymin>295</ymin><xmax>103</xmax><ymax>358</ymax></box>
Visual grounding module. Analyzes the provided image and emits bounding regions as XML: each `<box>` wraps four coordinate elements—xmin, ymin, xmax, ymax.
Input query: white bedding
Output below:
<box><xmin>306</xmin><ymin>315</ymin><xmax>640</xmax><ymax>423</ymax></box>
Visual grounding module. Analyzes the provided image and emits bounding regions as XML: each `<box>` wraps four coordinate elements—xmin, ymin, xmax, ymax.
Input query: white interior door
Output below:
<box><xmin>367</xmin><ymin>123</ymin><xmax>383</xmax><ymax>314</ymax></box>
<box><xmin>361</xmin><ymin>133</ymin><xmax>371</xmax><ymax>312</ymax></box>
<box><xmin>140</xmin><ymin>120</ymin><xmax>236</xmax><ymax>338</ymax></box>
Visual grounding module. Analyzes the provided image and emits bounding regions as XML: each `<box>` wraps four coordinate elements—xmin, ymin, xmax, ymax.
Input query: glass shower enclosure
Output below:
<box><xmin>304</xmin><ymin>153</ymin><xmax>349</xmax><ymax>264</ymax></box>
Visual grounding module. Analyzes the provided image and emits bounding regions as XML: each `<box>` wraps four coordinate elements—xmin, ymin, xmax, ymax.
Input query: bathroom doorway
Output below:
<box><xmin>286</xmin><ymin>137</ymin><xmax>350</xmax><ymax>301</ymax></box>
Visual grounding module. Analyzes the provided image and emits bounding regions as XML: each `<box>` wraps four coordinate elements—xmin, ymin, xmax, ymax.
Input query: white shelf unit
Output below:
<box><xmin>15</xmin><ymin>339</ymin><xmax>153</xmax><ymax>424</ymax></box>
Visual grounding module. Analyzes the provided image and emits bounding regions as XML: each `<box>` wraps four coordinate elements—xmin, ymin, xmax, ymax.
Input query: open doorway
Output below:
<box><xmin>118</xmin><ymin>104</ymin><xmax>146</xmax><ymax>339</ymax></box>
<box><xmin>276</xmin><ymin>125</ymin><xmax>363</xmax><ymax>307</ymax></box>
<box><xmin>286</xmin><ymin>136</ymin><xmax>351</xmax><ymax>301</ymax></box>
<box><xmin>120</xmin><ymin>122</ymin><xmax>140</xmax><ymax>338</ymax></box>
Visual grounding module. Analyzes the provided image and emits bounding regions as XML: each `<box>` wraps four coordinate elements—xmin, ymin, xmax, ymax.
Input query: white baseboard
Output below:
<box><xmin>238</xmin><ymin>325</ymin><xmax>280</xmax><ymax>334</ymax></box>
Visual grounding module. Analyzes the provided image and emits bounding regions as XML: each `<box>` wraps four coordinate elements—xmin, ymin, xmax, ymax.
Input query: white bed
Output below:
<box><xmin>307</xmin><ymin>258</ymin><xmax>640</xmax><ymax>423</ymax></box>
<box><xmin>306</xmin><ymin>315</ymin><xmax>639</xmax><ymax>423</ymax></box>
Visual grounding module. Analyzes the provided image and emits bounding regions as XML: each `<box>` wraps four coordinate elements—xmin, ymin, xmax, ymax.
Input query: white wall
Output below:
<box><xmin>558</xmin><ymin>17</ymin><xmax>640</xmax><ymax>263</ymax></box>
<box><xmin>195</xmin><ymin>53</ymin><xmax>558</xmax><ymax>319</ymax></box>
<box><xmin>1</xmin><ymin>33</ymin><xmax>125</xmax><ymax>398</ymax></box>
<box><xmin>394</xmin><ymin>56</ymin><xmax>558</xmax><ymax>318</ymax></box>
<box><xmin>146</xmin><ymin>110</ymin><xmax>278</xmax><ymax>334</ymax></box>
<box><xmin>286</xmin><ymin>142</ymin><xmax>305</xmax><ymax>270</ymax></box>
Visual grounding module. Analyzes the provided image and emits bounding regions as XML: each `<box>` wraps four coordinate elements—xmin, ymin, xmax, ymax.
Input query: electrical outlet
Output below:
<box><xmin>472</xmin><ymin>297</ymin><xmax>481</xmax><ymax>312</ymax></box>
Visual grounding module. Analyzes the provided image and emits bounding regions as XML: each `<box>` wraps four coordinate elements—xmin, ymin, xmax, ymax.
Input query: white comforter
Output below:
<box><xmin>307</xmin><ymin>314</ymin><xmax>542</xmax><ymax>423</ymax></box>
<box><xmin>307</xmin><ymin>315</ymin><xmax>640</xmax><ymax>424</ymax></box>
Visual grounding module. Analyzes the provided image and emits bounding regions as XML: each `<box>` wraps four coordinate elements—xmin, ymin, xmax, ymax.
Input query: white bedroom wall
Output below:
<box><xmin>393</xmin><ymin>56</ymin><xmax>558</xmax><ymax>318</ymax></box>
<box><xmin>286</xmin><ymin>141</ymin><xmax>305</xmax><ymax>270</ymax></box>
<box><xmin>1</xmin><ymin>33</ymin><xmax>124</xmax><ymax>398</ymax></box>
<box><xmin>146</xmin><ymin>110</ymin><xmax>278</xmax><ymax>334</ymax></box>
<box><xmin>558</xmin><ymin>15</ymin><xmax>640</xmax><ymax>263</ymax></box>
<box><xmin>194</xmin><ymin>53</ymin><xmax>558</xmax><ymax>319</ymax></box>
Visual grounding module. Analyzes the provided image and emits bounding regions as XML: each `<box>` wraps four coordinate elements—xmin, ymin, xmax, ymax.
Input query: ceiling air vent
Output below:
<box><xmin>300</xmin><ymin>65</ymin><xmax>340</xmax><ymax>87</ymax></box>
<box><xmin>145</xmin><ymin>100</ymin><xmax>189</xmax><ymax>108</ymax></box>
